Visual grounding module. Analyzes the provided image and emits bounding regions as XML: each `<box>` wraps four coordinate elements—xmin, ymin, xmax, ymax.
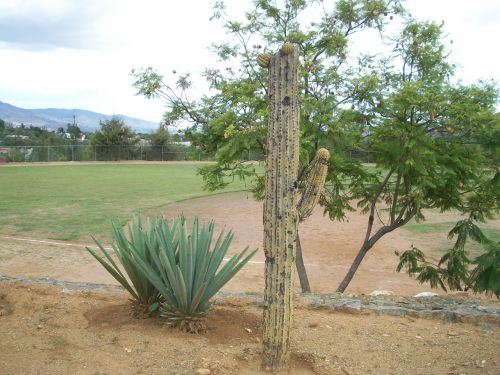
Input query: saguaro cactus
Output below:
<box><xmin>261</xmin><ymin>43</ymin><xmax>300</xmax><ymax>370</ymax></box>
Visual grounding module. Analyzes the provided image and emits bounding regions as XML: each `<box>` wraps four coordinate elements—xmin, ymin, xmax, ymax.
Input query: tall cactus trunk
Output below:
<box><xmin>261</xmin><ymin>43</ymin><xmax>300</xmax><ymax>370</ymax></box>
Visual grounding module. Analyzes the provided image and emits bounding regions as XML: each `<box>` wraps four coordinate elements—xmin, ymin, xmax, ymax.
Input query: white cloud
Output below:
<box><xmin>0</xmin><ymin>0</ymin><xmax>110</xmax><ymax>50</ymax></box>
<box><xmin>0</xmin><ymin>0</ymin><xmax>498</xmax><ymax>124</ymax></box>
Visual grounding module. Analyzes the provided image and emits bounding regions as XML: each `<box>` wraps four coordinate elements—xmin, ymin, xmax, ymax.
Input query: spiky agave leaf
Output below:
<box><xmin>85</xmin><ymin>216</ymin><xmax>162</xmax><ymax>309</ymax></box>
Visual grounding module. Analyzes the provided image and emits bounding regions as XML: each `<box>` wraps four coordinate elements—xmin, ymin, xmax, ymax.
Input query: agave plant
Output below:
<box><xmin>129</xmin><ymin>216</ymin><xmax>257</xmax><ymax>333</ymax></box>
<box><xmin>85</xmin><ymin>217</ymin><xmax>163</xmax><ymax>313</ymax></box>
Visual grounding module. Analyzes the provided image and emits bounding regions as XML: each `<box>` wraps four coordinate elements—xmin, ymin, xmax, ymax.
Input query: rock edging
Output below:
<box><xmin>1</xmin><ymin>274</ymin><xmax>498</xmax><ymax>325</ymax></box>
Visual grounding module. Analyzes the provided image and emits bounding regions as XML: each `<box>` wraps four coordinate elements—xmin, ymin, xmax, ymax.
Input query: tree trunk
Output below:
<box><xmin>261</xmin><ymin>44</ymin><xmax>300</xmax><ymax>370</ymax></box>
<box><xmin>295</xmin><ymin>233</ymin><xmax>311</xmax><ymax>293</ymax></box>
<box><xmin>336</xmin><ymin>221</ymin><xmax>403</xmax><ymax>293</ymax></box>
<box><xmin>336</xmin><ymin>245</ymin><xmax>369</xmax><ymax>293</ymax></box>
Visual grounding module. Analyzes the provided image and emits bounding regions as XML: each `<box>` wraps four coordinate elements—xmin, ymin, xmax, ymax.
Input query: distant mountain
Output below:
<box><xmin>0</xmin><ymin>101</ymin><xmax>158</xmax><ymax>133</ymax></box>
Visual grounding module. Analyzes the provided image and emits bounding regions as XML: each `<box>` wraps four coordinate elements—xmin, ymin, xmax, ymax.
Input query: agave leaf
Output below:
<box><xmin>174</xmin><ymin>266</ymin><xmax>188</xmax><ymax>313</ymax></box>
<box><xmin>156</xmin><ymin>223</ymin><xmax>177</xmax><ymax>272</ymax></box>
<box><xmin>192</xmin><ymin>223</ymin><xmax>213</xmax><ymax>297</ymax></box>
<box><xmin>183</xmin><ymin>218</ymin><xmax>195</xmax><ymax>304</ymax></box>
<box><xmin>189</xmin><ymin>281</ymin><xmax>209</xmax><ymax>314</ymax></box>
<box><xmin>153</xmin><ymin>243</ymin><xmax>171</xmax><ymax>285</ymax></box>
<box><xmin>123</xmin><ymin>249</ymin><xmax>177</xmax><ymax>307</ymax></box>
<box><xmin>123</xmin><ymin>239</ymin><xmax>153</xmax><ymax>299</ymax></box>
<box><xmin>204</xmin><ymin>230</ymin><xmax>234</xmax><ymax>285</ymax></box>
<box><xmin>85</xmin><ymin>245</ymin><xmax>139</xmax><ymax>301</ymax></box>
<box><xmin>148</xmin><ymin>302</ymin><xmax>160</xmax><ymax>313</ymax></box>
<box><xmin>203</xmin><ymin>248</ymin><xmax>257</xmax><ymax>304</ymax></box>
<box><xmin>89</xmin><ymin>235</ymin><xmax>127</xmax><ymax>281</ymax></box>
<box><xmin>158</xmin><ymin>244</ymin><xmax>178</xmax><ymax>291</ymax></box>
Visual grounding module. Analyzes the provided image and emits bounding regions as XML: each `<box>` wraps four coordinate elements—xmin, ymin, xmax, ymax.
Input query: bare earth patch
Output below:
<box><xmin>0</xmin><ymin>282</ymin><xmax>498</xmax><ymax>375</ymax></box>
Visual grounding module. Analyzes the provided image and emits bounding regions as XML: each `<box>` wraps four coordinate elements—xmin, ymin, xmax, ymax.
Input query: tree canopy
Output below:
<box><xmin>90</xmin><ymin>116</ymin><xmax>138</xmax><ymax>146</ymax></box>
<box><xmin>133</xmin><ymin>0</ymin><xmax>499</xmax><ymax>293</ymax></box>
<box><xmin>150</xmin><ymin>124</ymin><xmax>171</xmax><ymax>147</ymax></box>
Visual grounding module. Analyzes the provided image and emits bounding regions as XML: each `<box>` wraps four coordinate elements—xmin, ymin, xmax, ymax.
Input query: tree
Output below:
<box><xmin>0</xmin><ymin>118</ymin><xmax>5</xmax><ymax>142</ymax></box>
<box><xmin>150</xmin><ymin>124</ymin><xmax>171</xmax><ymax>146</ymax></box>
<box><xmin>91</xmin><ymin>116</ymin><xmax>138</xmax><ymax>146</ymax></box>
<box><xmin>397</xmin><ymin>218</ymin><xmax>500</xmax><ymax>297</ymax></box>
<box><xmin>90</xmin><ymin>116</ymin><xmax>139</xmax><ymax>160</ymax></box>
<box><xmin>133</xmin><ymin>0</ymin><xmax>405</xmax><ymax>292</ymax></box>
<box><xmin>66</xmin><ymin>123</ymin><xmax>82</xmax><ymax>141</ymax></box>
<box><xmin>132</xmin><ymin>0</ymin><xmax>498</xmax><ymax>296</ymax></box>
<box><xmin>332</xmin><ymin>21</ymin><xmax>499</xmax><ymax>292</ymax></box>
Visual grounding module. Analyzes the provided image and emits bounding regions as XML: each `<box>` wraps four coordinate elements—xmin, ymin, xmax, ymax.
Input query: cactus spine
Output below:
<box><xmin>261</xmin><ymin>43</ymin><xmax>300</xmax><ymax>370</ymax></box>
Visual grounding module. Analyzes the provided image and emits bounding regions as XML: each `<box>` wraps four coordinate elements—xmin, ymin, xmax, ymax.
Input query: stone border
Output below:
<box><xmin>1</xmin><ymin>274</ymin><xmax>498</xmax><ymax>325</ymax></box>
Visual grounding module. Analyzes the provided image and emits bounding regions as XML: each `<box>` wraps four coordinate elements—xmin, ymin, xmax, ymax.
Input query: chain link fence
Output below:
<box><xmin>0</xmin><ymin>145</ymin><xmax>202</xmax><ymax>163</ymax></box>
<box><xmin>0</xmin><ymin>145</ymin><xmax>266</xmax><ymax>163</ymax></box>
<box><xmin>0</xmin><ymin>145</ymin><xmax>375</xmax><ymax>164</ymax></box>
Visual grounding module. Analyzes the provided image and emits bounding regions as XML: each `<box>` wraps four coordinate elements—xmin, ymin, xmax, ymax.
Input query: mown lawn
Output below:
<box><xmin>0</xmin><ymin>163</ymin><xmax>256</xmax><ymax>241</ymax></box>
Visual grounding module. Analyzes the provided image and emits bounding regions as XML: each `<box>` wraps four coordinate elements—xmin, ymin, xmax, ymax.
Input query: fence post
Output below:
<box><xmin>161</xmin><ymin>146</ymin><xmax>164</xmax><ymax>162</ymax></box>
<box><xmin>48</xmin><ymin>146</ymin><xmax>50</xmax><ymax>162</ymax></box>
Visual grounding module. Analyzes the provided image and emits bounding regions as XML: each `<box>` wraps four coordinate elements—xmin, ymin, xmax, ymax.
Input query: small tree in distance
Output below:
<box><xmin>91</xmin><ymin>116</ymin><xmax>138</xmax><ymax>146</ymax></box>
<box><xmin>90</xmin><ymin>116</ymin><xmax>139</xmax><ymax>160</ymax></box>
<box><xmin>150</xmin><ymin>124</ymin><xmax>170</xmax><ymax>147</ymax></box>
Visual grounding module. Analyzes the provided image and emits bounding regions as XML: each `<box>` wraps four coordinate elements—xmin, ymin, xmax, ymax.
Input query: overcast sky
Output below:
<box><xmin>0</xmin><ymin>0</ymin><xmax>498</xmax><ymax>124</ymax></box>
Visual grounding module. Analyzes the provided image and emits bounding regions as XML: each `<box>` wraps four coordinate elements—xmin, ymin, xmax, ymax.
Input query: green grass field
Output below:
<box><xmin>0</xmin><ymin>163</ymin><xmax>256</xmax><ymax>241</ymax></box>
<box><xmin>404</xmin><ymin>221</ymin><xmax>500</xmax><ymax>258</ymax></box>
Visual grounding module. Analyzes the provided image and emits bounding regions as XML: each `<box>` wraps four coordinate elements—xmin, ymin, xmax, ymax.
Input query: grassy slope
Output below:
<box><xmin>0</xmin><ymin>163</ymin><xmax>253</xmax><ymax>241</ymax></box>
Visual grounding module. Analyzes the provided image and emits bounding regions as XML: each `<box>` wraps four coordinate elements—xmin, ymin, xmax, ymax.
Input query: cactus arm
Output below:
<box><xmin>297</xmin><ymin>148</ymin><xmax>330</xmax><ymax>221</ymax></box>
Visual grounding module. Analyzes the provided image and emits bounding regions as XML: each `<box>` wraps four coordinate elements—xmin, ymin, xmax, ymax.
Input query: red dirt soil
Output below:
<box><xmin>1</xmin><ymin>282</ymin><xmax>499</xmax><ymax>375</ymax></box>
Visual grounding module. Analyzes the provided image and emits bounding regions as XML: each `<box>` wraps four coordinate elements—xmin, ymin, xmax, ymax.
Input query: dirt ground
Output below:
<box><xmin>0</xmin><ymin>282</ymin><xmax>498</xmax><ymax>375</ymax></box>
<box><xmin>1</xmin><ymin>191</ymin><xmax>499</xmax><ymax>374</ymax></box>
<box><xmin>1</xmin><ymin>191</ymin><xmax>498</xmax><ymax>295</ymax></box>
